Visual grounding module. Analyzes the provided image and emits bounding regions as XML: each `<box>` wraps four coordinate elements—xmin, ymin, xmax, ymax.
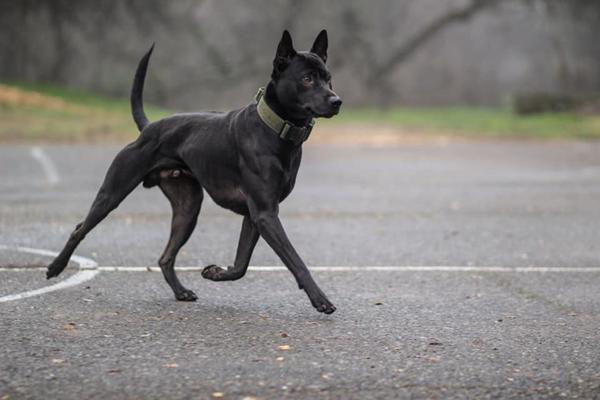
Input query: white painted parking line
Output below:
<box><xmin>2</xmin><ymin>242</ymin><xmax>599</xmax><ymax>303</ymax></box>
<box><xmin>0</xmin><ymin>270</ymin><xmax>99</xmax><ymax>302</ymax></box>
<box><xmin>30</xmin><ymin>146</ymin><xmax>60</xmax><ymax>184</ymax></box>
<box><xmin>0</xmin><ymin>244</ymin><xmax>98</xmax><ymax>303</ymax></box>
<box><xmin>94</xmin><ymin>265</ymin><xmax>600</xmax><ymax>272</ymax></box>
<box><xmin>0</xmin><ymin>245</ymin><xmax>97</xmax><ymax>269</ymax></box>
<box><xmin>2</xmin><ymin>265</ymin><xmax>600</xmax><ymax>273</ymax></box>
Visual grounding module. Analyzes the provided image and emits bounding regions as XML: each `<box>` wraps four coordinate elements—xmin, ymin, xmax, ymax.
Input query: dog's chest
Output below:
<box><xmin>209</xmin><ymin>168</ymin><xmax>297</xmax><ymax>214</ymax></box>
<box><xmin>278</xmin><ymin>164</ymin><xmax>299</xmax><ymax>201</ymax></box>
<box><xmin>209</xmin><ymin>184</ymin><xmax>249</xmax><ymax>214</ymax></box>
<box><xmin>207</xmin><ymin>159</ymin><xmax>299</xmax><ymax>215</ymax></box>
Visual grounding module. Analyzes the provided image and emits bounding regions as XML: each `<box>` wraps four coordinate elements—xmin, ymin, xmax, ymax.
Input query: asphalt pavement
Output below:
<box><xmin>1</xmin><ymin>141</ymin><xmax>600</xmax><ymax>399</ymax></box>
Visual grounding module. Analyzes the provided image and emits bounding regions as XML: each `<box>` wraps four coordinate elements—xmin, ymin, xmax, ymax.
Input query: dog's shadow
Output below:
<box><xmin>150</xmin><ymin>296</ymin><xmax>339</xmax><ymax>325</ymax></box>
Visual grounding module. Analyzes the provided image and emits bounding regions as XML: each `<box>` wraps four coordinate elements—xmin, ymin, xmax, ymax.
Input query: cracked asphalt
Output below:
<box><xmin>1</xmin><ymin>141</ymin><xmax>600</xmax><ymax>399</ymax></box>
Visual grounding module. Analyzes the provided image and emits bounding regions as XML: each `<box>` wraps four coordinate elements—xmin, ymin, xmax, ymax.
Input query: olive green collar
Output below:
<box><xmin>254</xmin><ymin>87</ymin><xmax>314</xmax><ymax>145</ymax></box>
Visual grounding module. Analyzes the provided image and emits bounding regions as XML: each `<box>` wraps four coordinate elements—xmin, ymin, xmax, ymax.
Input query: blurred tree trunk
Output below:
<box><xmin>366</xmin><ymin>0</ymin><xmax>502</xmax><ymax>104</ymax></box>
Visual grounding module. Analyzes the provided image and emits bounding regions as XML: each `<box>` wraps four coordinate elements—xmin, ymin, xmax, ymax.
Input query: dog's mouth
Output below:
<box><xmin>321</xmin><ymin>109</ymin><xmax>340</xmax><ymax>118</ymax></box>
<box><xmin>304</xmin><ymin>106</ymin><xmax>339</xmax><ymax>119</ymax></box>
<box><xmin>303</xmin><ymin>105</ymin><xmax>317</xmax><ymax>116</ymax></box>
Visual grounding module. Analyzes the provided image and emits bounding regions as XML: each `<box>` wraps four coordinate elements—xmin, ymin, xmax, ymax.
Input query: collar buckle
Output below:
<box><xmin>279</xmin><ymin>120</ymin><xmax>314</xmax><ymax>144</ymax></box>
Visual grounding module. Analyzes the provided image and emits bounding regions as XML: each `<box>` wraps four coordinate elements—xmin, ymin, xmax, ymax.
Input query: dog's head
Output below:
<box><xmin>270</xmin><ymin>30</ymin><xmax>342</xmax><ymax>120</ymax></box>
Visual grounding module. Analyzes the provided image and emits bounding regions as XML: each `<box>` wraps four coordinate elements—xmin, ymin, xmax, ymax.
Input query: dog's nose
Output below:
<box><xmin>329</xmin><ymin>96</ymin><xmax>343</xmax><ymax>108</ymax></box>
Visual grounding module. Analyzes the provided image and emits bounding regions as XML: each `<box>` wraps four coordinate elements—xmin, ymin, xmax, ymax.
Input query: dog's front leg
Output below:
<box><xmin>202</xmin><ymin>216</ymin><xmax>259</xmax><ymax>281</ymax></box>
<box><xmin>238</xmin><ymin>154</ymin><xmax>335</xmax><ymax>314</ymax></box>
<box><xmin>249</xmin><ymin>208</ymin><xmax>336</xmax><ymax>314</ymax></box>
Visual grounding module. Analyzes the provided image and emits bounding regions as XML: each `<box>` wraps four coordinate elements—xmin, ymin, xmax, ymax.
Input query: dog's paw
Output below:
<box><xmin>313</xmin><ymin>298</ymin><xmax>336</xmax><ymax>314</ymax></box>
<box><xmin>305</xmin><ymin>286</ymin><xmax>336</xmax><ymax>314</ymax></box>
<box><xmin>201</xmin><ymin>264</ymin><xmax>228</xmax><ymax>281</ymax></box>
<box><xmin>175</xmin><ymin>289</ymin><xmax>198</xmax><ymax>302</ymax></box>
<box><xmin>46</xmin><ymin>259</ymin><xmax>67</xmax><ymax>279</ymax></box>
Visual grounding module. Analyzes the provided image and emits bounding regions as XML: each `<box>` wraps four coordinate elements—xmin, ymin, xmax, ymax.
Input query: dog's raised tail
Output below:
<box><xmin>131</xmin><ymin>44</ymin><xmax>154</xmax><ymax>131</ymax></box>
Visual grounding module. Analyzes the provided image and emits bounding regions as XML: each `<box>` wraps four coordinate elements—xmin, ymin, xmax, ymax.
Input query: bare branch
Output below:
<box><xmin>366</xmin><ymin>0</ymin><xmax>502</xmax><ymax>84</ymax></box>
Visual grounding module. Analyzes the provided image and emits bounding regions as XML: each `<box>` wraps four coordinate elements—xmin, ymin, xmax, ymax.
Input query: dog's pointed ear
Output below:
<box><xmin>310</xmin><ymin>29</ymin><xmax>328</xmax><ymax>63</ymax></box>
<box><xmin>273</xmin><ymin>30</ymin><xmax>296</xmax><ymax>74</ymax></box>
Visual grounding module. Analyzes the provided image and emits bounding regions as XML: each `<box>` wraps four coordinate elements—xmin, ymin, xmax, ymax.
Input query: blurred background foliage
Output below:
<box><xmin>1</xmin><ymin>0</ymin><xmax>599</xmax><ymax>142</ymax></box>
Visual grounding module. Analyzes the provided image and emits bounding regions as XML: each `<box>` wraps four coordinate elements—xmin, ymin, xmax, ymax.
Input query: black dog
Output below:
<box><xmin>46</xmin><ymin>30</ymin><xmax>342</xmax><ymax>314</ymax></box>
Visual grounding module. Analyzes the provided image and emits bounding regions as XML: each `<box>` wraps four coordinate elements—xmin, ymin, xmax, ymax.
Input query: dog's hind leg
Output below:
<box><xmin>46</xmin><ymin>139</ymin><xmax>157</xmax><ymax>279</ymax></box>
<box><xmin>201</xmin><ymin>216</ymin><xmax>259</xmax><ymax>281</ymax></box>
<box><xmin>157</xmin><ymin>169</ymin><xmax>203</xmax><ymax>301</ymax></box>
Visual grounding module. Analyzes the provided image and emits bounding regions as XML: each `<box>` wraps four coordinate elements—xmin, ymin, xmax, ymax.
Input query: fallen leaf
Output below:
<box><xmin>211</xmin><ymin>392</ymin><xmax>224</xmax><ymax>398</ymax></box>
<box><xmin>278</xmin><ymin>345</ymin><xmax>290</xmax><ymax>350</ymax></box>
<box><xmin>63</xmin><ymin>323</ymin><xmax>76</xmax><ymax>331</ymax></box>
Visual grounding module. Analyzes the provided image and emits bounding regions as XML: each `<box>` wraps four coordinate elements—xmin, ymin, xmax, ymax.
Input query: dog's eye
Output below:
<box><xmin>301</xmin><ymin>74</ymin><xmax>313</xmax><ymax>85</ymax></box>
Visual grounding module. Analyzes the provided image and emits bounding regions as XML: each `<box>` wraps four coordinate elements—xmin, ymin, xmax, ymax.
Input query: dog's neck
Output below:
<box><xmin>264</xmin><ymin>82</ymin><xmax>313</xmax><ymax>127</ymax></box>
